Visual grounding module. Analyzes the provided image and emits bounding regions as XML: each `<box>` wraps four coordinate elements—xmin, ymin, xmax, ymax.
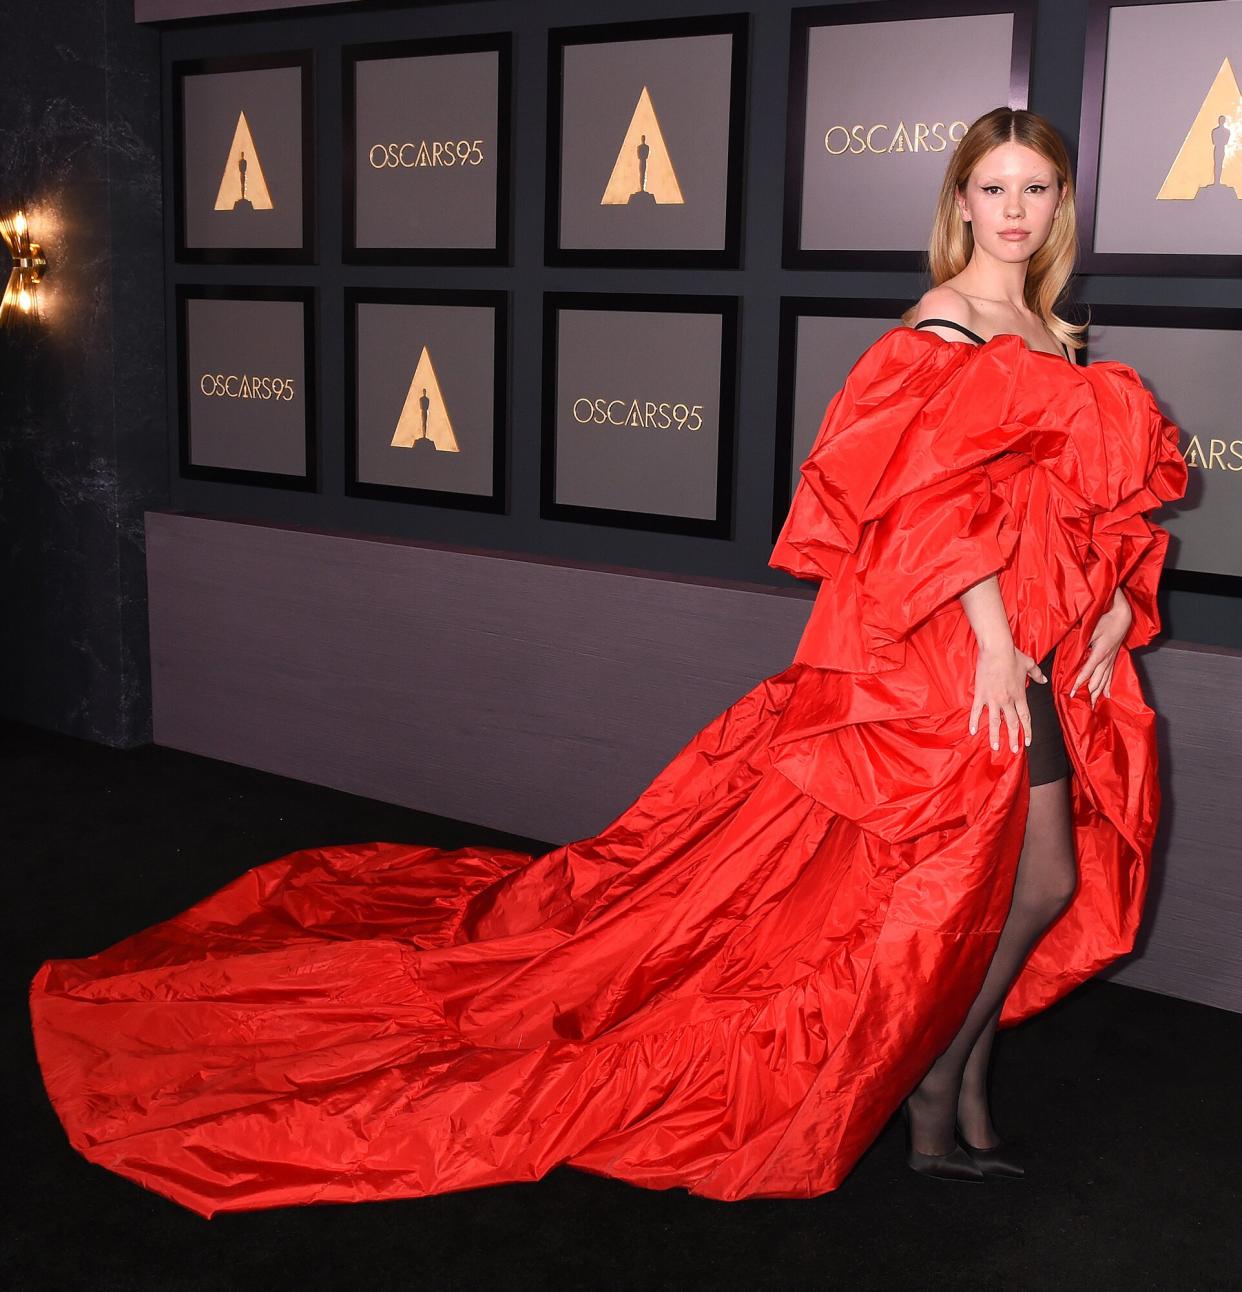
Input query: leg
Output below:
<box><xmin>956</xmin><ymin>1003</ymin><xmax>1002</xmax><ymax>1148</ymax></box>
<box><xmin>906</xmin><ymin>773</ymin><xmax>1077</xmax><ymax>1155</ymax></box>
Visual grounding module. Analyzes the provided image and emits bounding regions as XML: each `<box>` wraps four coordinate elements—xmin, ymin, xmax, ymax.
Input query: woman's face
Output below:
<box><xmin>957</xmin><ymin>141</ymin><xmax>1064</xmax><ymax>259</ymax></box>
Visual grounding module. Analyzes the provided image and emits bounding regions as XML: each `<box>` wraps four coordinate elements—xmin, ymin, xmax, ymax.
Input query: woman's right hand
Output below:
<box><xmin>968</xmin><ymin>642</ymin><xmax>1047</xmax><ymax>754</ymax></box>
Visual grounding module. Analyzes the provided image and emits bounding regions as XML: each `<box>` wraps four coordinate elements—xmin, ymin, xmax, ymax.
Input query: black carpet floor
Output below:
<box><xmin>4</xmin><ymin>718</ymin><xmax>1238</xmax><ymax>1292</ymax></box>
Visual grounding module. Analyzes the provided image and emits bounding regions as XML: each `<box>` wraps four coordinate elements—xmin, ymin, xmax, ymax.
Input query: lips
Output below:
<box><xmin>999</xmin><ymin>230</ymin><xmax>1030</xmax><ymax>239</ymax></box>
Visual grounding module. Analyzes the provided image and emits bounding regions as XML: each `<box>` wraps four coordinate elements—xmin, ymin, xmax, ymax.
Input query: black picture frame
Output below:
<box><xmin>344</xmin><ymin>286</ymin><xmax>509</xmax><ymax>513</ymax></box>
<box><xmin>783</xmin><ymin>0</ymin><xmax>1035</xmax><ymax>271</ymax></box>
<box><xmin>342</xmin><ymin>32</ymin><xmax>513</xmax><ymax>265</ymax></box>
<box><xmin>172</xmin><ymin>50</ymin><xmax>315</xmax><ymax>265</ymax></box>
<box><xmin>1079</xmin><ymin>302</ymin><xmax>1242</xmax><ymax>596</ymax></box>
<box><xmin>540</xmin><ymin>291</ymin><xmax>738</xmax><ymax>537</ymax></box>
<box><xmin>176</xmin><ymin>283</ymin><xmax>317</xmax><ymax>491</ymax></box>
<box><xmin>772</xmin><ymin>297</ymin><xmax>915</xmax><ymax>542</ymax></box>
<box><xmin>1075</xmin><ymin>0</ymin><xmax>1241</xmax><ymax>277</ymax></box>
<box><xmin>774</xmin><ymin>298</ymin><xmax>1238</xmax><ymax>595</ymax></box>
<box><xmin>545</xmin><ymin>14</ymin><xmax>749</xmax><ymax>268</ymax></box>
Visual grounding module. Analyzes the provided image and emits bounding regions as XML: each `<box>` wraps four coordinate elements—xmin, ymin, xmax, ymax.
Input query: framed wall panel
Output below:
<box><xmin>545</xmin><ymin>15</ymin><xmax>748</xmax><ymax>267</ymax></box>
<box><xmin>774</xmin><ymin>300</ymin><xmax>1241</xmax><ymax>596</ymax></box>
<box><xmin>173</xmin><ymin>50</ymin><xmax>314</xmax><ymax>264</ymax></box>
<box><xmin>540</xmin><ymin>293</ymin><xmax>737</xmax><ymax>537</ymax></box>
<box><xmin>345</xmin><ymin>287</ymin><xmax>508</xmax><ymax>512</ymax></box>
<box><xmin>784</xmin><ymin>0</ymin><xmax>1035</xmax><ymax>270</ymax></box>
<box><xmin>343</xmin><ymin>33</ymin><xmax>512</xmax><ymax>264</ymax></box>
<box><xmin>176</xmin><ymin>284</ymin><xmax>316</xmax><ymax>490</ymax></box>
<box><xmin>1076</xmin><ymin>0</ymin><xmax>1241</xmax><ymax>276</ymax></box>
<box><xmin>1082</xmin><ymin>304</ymin><xmax>1242</xmax><ymax>594</ymax></box>
<box><xmin>772</xmin><ymin>298</ymin><xmax>914</xmax><ymax>540</ymax></box>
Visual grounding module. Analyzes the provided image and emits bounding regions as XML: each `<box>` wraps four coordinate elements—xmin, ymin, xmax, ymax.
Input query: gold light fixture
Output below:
<box><xmin>1</xmin><ymin>210</ymin><xmax>47</xmax><ymax>325</ymax></box>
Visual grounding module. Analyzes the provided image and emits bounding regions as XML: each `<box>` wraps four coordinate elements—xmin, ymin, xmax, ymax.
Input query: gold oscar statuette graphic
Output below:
<box><xmin>213</xmin><ymin>111</ymin><xmax>275</xmax><ymax>211</ymax></box>
<box><xmin>1182</xmin><ymin>433</ymin><xmax>1242</xmax><ymax>471</ymax></box>
<box><xmin>391</xmin><ymin>346</ymin><xmax>461</xmax><ymax>453</ymax></box>
<box><xmin>1157</xmin><ymin>57</ymin><xmax>1242</xmax><ymax>200</ymax></box>
<box><xmin>601</xmin><ymin>86</ymin><xmax>685</xmax><ymax>206</ymax></box>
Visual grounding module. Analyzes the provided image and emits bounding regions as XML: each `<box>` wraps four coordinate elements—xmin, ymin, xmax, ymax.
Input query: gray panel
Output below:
<box><xmin>137</xmin><ymin>0</ymin><xmax>354</xmax><ymax>23</ymax></box>
<box><xmin>353</xmin><ymin>51</ymin><xmax>499</xmax><ymax>250</ymax></box>
<box><xmin>356</xmin><ymin>301</ymin><xmax>495</xmax><ymax>494</ymax></box>
<box><xmin>800</xmin><ymin>13</ymin><xmax>1014</xmax><ymax>251</ymax></box>
<box><xmin>1094</xmin><ymin>1</ymin><xmax>1242</xmax><ymax>256</ymax></box>
<box><xmin>187</xmin><ymin>297</ymin><xmax>307</xmax><ymax>475</ymax></box>
<box><xmin>558</xmin><ymin>33</ymin><xmax>734</xmax><ymax>251</ymax></box>
<box><xmin>554</xmin><ymin>307</ymin><xmax>722</xmax><ymax>518</ymax></box>
<box><xmin>146</xmin><ymin>511</ymin><xmax>810</xmax><ymax>846</ymax></box>
<box><xmin>1087</xmin><ymin>324</ymin><xmax>1242</xmax><ymax>580</ymax></box>
<box><xmin>182</xmin><ymin>65</ymin><xmax>303</xmax><ymax>249</ymax></box>
<box><xmin>147</xmin><ymin>512</ymin><xmax>1242</xmax><ymax>1014</ymax></box>
<box><xmin>1102</xmin><ymin>642</ymin><xmax>1242</xmax><ymax>1013</ymax></box>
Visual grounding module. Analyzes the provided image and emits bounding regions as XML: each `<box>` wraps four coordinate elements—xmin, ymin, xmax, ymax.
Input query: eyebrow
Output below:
<box><xmin>978</xmin><ymin>174</ymin><xmax>1052</xmax><ymax>182</ymax></box>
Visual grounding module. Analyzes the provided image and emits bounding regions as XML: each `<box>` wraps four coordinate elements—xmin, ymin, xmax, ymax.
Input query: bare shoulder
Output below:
<box><xmin>908</xmin><ymin>285</ymin><xmax>980</xmax><ymax>346</ymax></box>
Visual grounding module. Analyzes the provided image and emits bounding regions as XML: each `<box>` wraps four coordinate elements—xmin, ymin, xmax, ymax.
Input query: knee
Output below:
<box><xmin>1013</xmin><ymin>853</ymin><xmax>1078</xmax><ymax>924</ymax></box>
<box><xmin>1045</xmin><ymin>863</ymin><xmax>1078</xmax><ymax>919</ymax></box>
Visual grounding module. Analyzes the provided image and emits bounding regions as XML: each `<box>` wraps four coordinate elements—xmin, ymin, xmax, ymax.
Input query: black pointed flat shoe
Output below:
<box><xmin>956</xmin><ymin>1129</ymin><xmax>1026</xmax><ymax>1178</ymax></box>
<box><xmin>901</xmin><ymin>1101</ymin><xmax>985</xmax><ymax>1182</ymax></box>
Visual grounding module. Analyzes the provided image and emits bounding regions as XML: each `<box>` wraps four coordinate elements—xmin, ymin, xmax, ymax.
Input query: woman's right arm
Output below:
<box><xmin>958</xmin><ymin>574</ymin><xmax>1045</xmax><ymax>754</ymax></box>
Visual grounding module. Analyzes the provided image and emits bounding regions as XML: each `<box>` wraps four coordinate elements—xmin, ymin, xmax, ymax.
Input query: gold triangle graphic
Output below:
<box><xmin>601</xmin><ymin>86</ymin><xmax>685</xmax><ymax>205</ymax></box>
<box><xmin>391</xmin><ymin>347</ymin><xmax>460</xmax><ymax>452</ymax></box>
<box><xmin>213</xmin><ymin>111</ymin><xmax>275</xmax><ymax>211</ymax></box>
<box><xmin>1156</xmin><ymin>57</ymin><xmax>1242</xmax><ymax>199</ymax></box>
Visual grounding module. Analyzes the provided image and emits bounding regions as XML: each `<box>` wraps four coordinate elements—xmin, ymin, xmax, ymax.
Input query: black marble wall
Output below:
<box><xmin>0</xmin><ymin>0</ymin><xmax>168</xmax><ymax>747</ymax></box>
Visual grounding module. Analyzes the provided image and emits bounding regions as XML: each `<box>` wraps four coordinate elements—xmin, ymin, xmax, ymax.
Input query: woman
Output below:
<box><xmin>30</xmin><ymin>109</ymin><xmax>1186</xmax><ymax>1215</ymax></box>
<box><xmin>899</xmin><ymin>108</ymin><xmax>1129</xmax><ymax>1179</ymax></box>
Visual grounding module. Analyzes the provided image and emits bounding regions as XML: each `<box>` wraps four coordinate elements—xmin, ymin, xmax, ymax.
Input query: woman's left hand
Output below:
<box><xmin>1070</xmin><ymin>588</ymin><xmax>1134</xmax><ymax>706</ymax></box>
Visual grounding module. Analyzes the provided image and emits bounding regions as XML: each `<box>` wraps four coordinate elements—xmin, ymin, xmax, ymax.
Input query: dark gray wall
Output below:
<box><xmin>3</xmin><ymin>0</ymin><xmax>1237</xmax><ymax>754</ymax></box>
<box><xmin>159</xmin><ymin>0</ymin><xmax>1241</xmax><ymax>652</ymax></box>
<box><xmin>146</xmin><ymin>512</ymin><xmax>1242</xmax><ymax>1013</ymax></box>
<box><xmin>0</xmin><ymin>0</ymin><xmax>168</xmax><ymax>746</ymax></box>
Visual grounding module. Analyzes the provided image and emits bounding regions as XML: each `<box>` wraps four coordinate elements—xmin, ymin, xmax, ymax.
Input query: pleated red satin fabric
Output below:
<box><xmin>29</xmin><ymin>327</ymin><xmax>1188</xmax><ymax>1217</ymax></box>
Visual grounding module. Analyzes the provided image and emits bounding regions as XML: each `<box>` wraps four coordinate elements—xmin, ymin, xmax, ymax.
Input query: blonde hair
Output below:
<box><xmin>900</xmin><ymin>107</ymin><xmax>1087</xmax><ymax>353</ymax></box>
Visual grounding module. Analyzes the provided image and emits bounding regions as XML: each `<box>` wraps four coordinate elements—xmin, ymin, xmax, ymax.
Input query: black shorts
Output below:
<box><xmin>1027</xmin><ymin>647</ymin><xmax>1070</xmax><ymax>786</ymax></box>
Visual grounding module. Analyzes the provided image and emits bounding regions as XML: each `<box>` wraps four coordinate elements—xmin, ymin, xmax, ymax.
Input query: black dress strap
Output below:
<box><xmin>917</xmin><ymin>317</ymin><xmax>1073</xmax><ymax>363</ymax></box>
<box><xmin>912</xmin><ymin>318</ymin><xmax>987</xmax><ymax>345</ymax></box>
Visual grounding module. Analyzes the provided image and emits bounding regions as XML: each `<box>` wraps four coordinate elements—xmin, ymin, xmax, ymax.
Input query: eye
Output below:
<box><xmin>981</xmin><ymin>184</ymin><xmax>1050</xmax><ymax>194</ymax></box>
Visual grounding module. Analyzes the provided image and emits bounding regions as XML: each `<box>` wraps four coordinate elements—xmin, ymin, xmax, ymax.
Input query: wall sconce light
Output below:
<box><xmin>1</xmin><ymin>210</ymin><xmax>48</xmax><ymax>325</ymax></box>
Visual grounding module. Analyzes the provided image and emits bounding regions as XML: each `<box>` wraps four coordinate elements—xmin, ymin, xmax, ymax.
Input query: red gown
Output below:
<box><xmin>29</xmin><ymin>327</ymin><xmax>1188</xmax><ymax>1217</ymax></box>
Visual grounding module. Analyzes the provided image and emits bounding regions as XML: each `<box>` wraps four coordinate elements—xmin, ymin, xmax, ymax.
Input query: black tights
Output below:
<box><xmin>906</xmin><ymin>773</ymin><xmax>1077</xmax><ymax>1154</ymax></box>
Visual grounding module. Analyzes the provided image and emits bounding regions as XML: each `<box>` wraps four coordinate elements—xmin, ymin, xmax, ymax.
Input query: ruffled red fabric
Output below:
<box><xmin>29</xmin><ymin>326</ymin><xmax>1186</xmax><ymax>1217</ymax></box>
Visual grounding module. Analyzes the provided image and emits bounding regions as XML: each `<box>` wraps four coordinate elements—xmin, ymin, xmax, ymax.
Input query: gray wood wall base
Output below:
<box><xmin>147</xmin><ymin>511</ymin><xmax>1241</xmax><ymax>1015</ymax></box>
<box><xmin>1099</xmin><ymin>642</ymin><xmax>1241</xmax><ymax>1014</ymax></box>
